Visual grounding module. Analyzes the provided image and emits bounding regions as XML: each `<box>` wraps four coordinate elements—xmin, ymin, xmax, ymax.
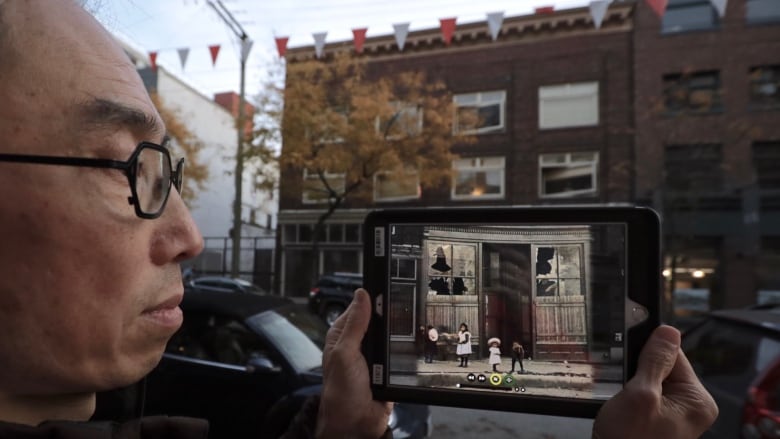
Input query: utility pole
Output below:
<box><xmin>207</xmin><ymin>0</ymin><xmax>252</xmax><ymax>278</ymax></box>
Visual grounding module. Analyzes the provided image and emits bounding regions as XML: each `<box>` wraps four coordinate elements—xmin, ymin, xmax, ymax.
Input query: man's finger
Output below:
<box><xmin>633</xmin><ymin>325</ymin><xmax>680</xmax><ymax>389</ymax></box>
<box><xmin>337</xmin><ymin>288</ymin><xmax>372</xmax><ymax>352</ymax></box>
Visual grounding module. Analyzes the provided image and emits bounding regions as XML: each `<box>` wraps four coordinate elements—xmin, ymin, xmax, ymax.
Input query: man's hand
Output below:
<box><xmin>317</xmin><ymin>289</ymin><xmax>393</xmax><ymax>439</ymax></box>
<box><xmin>593</xmin><ymin>325</ymin><xmax>718</xmax><ymax>439</ymax></box>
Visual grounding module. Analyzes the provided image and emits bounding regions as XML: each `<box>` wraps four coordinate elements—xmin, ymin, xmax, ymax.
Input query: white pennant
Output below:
<box><xmin>710</xmin><ymin>0</ymin><xmax>727</xmax><ymax>17</ymax></box>
<box><xmin>393</xmin><ymin>23</ymin><xmax>410</xmax><ymax>51</ymax></box>
<box><xmin>589</xmin><ymin>0</ymin><xmax>611</xmax><ymax>29</ymax></box>
<box><xmin>177</xmin><ymin>48</ymin><xmax>190</xmax><ymax>70</ymax></box>
<box><xmin>313</xmin><ymin>32</ymin><xmax>327</xmax><ymax>59</ymax></box>
<box><xmin>241</xmin><ymin>39</ymin><xmax>254</xmax><ymax>63</ymax></box>
<box><xmin>486</xmin><ymin>12</ymin><xmax>504</xmax><ymax>41</ymax></box>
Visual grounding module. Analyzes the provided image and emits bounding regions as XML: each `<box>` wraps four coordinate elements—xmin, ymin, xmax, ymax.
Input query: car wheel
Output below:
<box><xmin>324</xmin><ymin>305</ymin><xmax>345</xmax><ymax>326</ymax></box>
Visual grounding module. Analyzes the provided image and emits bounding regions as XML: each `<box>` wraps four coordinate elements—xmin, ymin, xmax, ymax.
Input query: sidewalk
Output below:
<box><xmin>389</xmin><ymin>355</ymin><xmax>622</xmax><ymax>392</ymax></box>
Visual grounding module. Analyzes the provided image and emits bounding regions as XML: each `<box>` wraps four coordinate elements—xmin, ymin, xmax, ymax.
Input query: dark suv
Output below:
<box><xmin>308</xmin><ymin>272</ymin><xmax>363</xmax><ymax>326</ymax></box>
<box><xmin>681</xmin><ymin>304</ymin><xmax>780</xmax><ymax>439</ymax></box>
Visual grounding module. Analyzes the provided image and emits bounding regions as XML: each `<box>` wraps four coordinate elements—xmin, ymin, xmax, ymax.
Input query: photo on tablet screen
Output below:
<box><xmin>384</xmin><ymin>222</ymin><xmax>627</xmax><ymax>401</ymax></box>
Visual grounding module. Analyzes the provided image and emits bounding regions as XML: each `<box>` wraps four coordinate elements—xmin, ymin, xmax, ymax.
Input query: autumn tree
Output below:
<box><xmin>150</xmin><ymin>93</ymin><xmax>209</xmax><ymax>208</ymax></box>
<box><xmin>280</xmin><ymin>53</ymin><xmax>474</xmax><ymax>282</ymax></box>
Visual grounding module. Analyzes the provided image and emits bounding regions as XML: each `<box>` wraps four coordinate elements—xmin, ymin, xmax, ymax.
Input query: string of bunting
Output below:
<box><xmin>272</xmin><ymin>0</ymin><xmax>729</xmax><ymax>59</ymax></box>
<box><xmin>146</xmin><ymin>38</ymin><xmax>254</xmax><ymax>72</ymax></box>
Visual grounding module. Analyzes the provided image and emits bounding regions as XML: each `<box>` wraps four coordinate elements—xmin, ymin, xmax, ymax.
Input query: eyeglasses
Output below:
<box><xmin>0</xmin><ymin>142</ymin><xmax>183</xmax><ymax>219</ymax></box>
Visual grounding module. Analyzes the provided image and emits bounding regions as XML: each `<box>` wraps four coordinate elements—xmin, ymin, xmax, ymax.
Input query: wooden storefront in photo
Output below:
<box><xmin>417</xmin><ymin>226</ymin><xmax>594</xmax><ymax>362</ymax></box>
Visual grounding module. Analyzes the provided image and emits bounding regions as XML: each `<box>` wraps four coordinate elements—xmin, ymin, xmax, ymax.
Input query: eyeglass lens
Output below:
<box><xmin>136</xmin><ymin>146</ymin><xmax>172</xmax><ymax>215</ymax></box>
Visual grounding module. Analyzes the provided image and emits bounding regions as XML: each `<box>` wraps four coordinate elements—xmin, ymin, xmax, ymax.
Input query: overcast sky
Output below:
<box><xmin>93</xmin><ymin>0</ymin><xmax>594</xmax><ymax>99</ymax></box>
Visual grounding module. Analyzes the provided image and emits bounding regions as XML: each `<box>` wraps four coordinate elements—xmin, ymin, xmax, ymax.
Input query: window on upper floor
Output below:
<box><xmin>373</xmin><ymin>170</ymin><xmax>421</xmax><ymax>202</ymax></box>
<box><xmin>302</xmin><ymin>169</ymin><xmax>346</xmax><ymax>204</ymax></box>
<box><xmin>453</xmin><ymin>91</ymin><xmax>505</xmax><ymax>134</ymax></box>
<box><xmin>376</xmin><ymin>102</ymin><xmax>423</xmax><ymax>140</ymax></box>
<box><xmin>749</xmin><ymin>65</ymin><xmax>780</xmax><ymax>109</ymax></box>
<box><xmin>539</xmin><ymin>152</ymin><xmax>599</xmax><ymax>198</ymax></box>
<box><xmin>752</xmin><ymin>142</ymin><xmax>780</xmax><ymax>191</ymax></box>
<box><xmin>746</xmin><ymin>0</ymin><xmax>780</xmax><ymax>24</ymax></box>
<box><xmin>663</xmin><ymin>71</ymin><xmax>722</xmax><ymax>114</ymax></box>
<box><xmin>662</xmin><ymin>0</ymin><xmax>719</xmax><ymax>34</ymax></box>
<box><xmin>452</xmin><ymin>156</ymin><xmax>505</xmax><ymax>200</ymax></box>
<box><xmin>664</xmin><ymin>144</ymin><xmax>723</xmax><ymax>192</ymax></box>
<box><xmin>538</xmin><ymin>81</ymin><xmax>599</xmax><ymax>130</ymax></box>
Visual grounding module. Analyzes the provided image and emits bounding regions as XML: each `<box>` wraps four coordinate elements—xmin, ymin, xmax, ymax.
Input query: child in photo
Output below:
<box><xmin>488</xmin><ymin>337</ymin><xmax>501</xmax><ymax>372</ymax></box>
<box><xmin>457</xmin><ymin>322</ymin><xmax>472</xmax><ymax>367</ymax></box>
<box><xmin>510</xmin><ymin>341</ymin><xmax>525</xmax><ymax>374</ymax></box>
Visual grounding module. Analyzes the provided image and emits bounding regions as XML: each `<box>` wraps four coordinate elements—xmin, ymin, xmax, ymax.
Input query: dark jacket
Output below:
<box><xmin>0</xmin><ymin>396</ymin><xmax>392</xmax><ymax>439</ymax></box>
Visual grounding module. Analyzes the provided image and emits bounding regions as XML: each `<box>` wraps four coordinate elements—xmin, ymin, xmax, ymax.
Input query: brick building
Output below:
<box><xmin>632</xmin><ymin>0</ymin><xmax>780</xmax><ymax>310</ymax></box>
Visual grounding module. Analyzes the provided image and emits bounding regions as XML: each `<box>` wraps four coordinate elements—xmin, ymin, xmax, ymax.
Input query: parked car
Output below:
<box><xmin>308</xmin><ymin>272</ymin><xmax>363</xmax><ymax>326</ymax></box>
<box><xmin>185</xmin><ymin>275</ymin><xmax>267</xmax><ymax>295</ymax></box>
<box><xmin>143</xmin><ymin>290</ymin><xmax>431</xmax><ymax>438</ymax></box>
<box><xmin>681</xmin><ymin>304</ymin><xmax>780</xmax><ymax>439</ymax></box>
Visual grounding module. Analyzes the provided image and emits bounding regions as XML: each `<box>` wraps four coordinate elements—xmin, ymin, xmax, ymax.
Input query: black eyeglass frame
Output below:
<box><xmin>0</xmin><ymin>142</ymin><xmax>183</xmax><ymax>219</ymax></box>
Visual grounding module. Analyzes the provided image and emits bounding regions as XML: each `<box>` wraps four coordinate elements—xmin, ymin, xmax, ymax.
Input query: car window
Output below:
<box><xmin>683</xmin><ymin>319</ymin><xmax>780</xmax><ymax>394</ymax></box>
<box><xmin>167</xmin><ymin>312</ymin><xmax>272</xmax><ymax>367</ymax></box>
<box><xmin>248</xmin><ymin>307</ymin><xmax>325</xmax><ymax>373</ymax></box>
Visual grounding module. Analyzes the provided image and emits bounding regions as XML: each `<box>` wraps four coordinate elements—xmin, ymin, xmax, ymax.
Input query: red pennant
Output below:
<box><xmin>535</xmin><ymin>6</ymin><xmax>555</xmax><ymax>14</ymax></box>
<box><xmin>439</xmin><ymin>18</ymin><xmax>457</xmax><ymax>46</ymax></box>
<box><xmin>208</xmin><ymin>45</ymin><xmax>221</xmax><ymax>66</ymax></box>
<box><xmin>352</xmin><ymin>28</ymin><xmax>368</xmax><ymax>54</ymax></box>
<box><xmin>275</xmin><ymin>37</ymin><xmax>289</xmax><ymax>58</ymax></box>
<box><xmin>149</xmin><ymin>51</ymin><xmax>158</xmax><ymax>71</ymax></box>
<box><xmin>645</xmin><ymin>0</ymin><xmax>668</xmax><ymax>18</ymax></box>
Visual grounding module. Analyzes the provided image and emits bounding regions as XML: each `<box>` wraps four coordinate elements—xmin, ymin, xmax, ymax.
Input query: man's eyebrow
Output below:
<box><xmin>76</xmin><ymin>98</ymin><xmax>165</xmax><ymax>140</ymax></box>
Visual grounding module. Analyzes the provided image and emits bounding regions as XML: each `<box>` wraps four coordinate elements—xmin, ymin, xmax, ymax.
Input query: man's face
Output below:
<box><xmin>0</xmin><ymin>1</ymin><xmax>203</xmax><ymax>395</ymax></box>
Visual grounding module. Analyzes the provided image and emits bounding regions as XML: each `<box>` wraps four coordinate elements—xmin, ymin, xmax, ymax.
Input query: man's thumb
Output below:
<box><xmin>634</xmin><ymin>325</ymin><xmax>681</xmax><ymax>387</ymax></box>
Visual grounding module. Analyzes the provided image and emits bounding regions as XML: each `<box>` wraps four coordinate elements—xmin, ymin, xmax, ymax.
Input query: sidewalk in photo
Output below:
<box><xmin>389</xmin><ymin>354</ymin><xmax>622</xmax><ymax>391</ymax></box>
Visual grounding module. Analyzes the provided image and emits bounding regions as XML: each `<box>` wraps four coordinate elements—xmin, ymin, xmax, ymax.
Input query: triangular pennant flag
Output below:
<box><xmin>208</xmin><ymin>44</ymin><xmax>220</xmax><ymax>66</ymax></box>
<box><xmin>148</xmin><ymin>51</ymin><xmax>158</xmax><ymax>71</ymax></box>
<box><xmin>710</xmin><ymin>0</ymin><xmax>727</xmax><ymax>18</ymax></box>
<box><xmin>241</xmin><ymin>39</ymin><xmax>254</xmax><ymax>63</ymax></box>
<box><xmin>313</xmin><ymin>32</ymin><xmax>327</xmax><ymax>59</ymax></box>
<box><xmin>645</xmin><ymin>0</ymin><xmax>668</xmax><ymax>18</ymax></box>
<box><xmin>487</xmin><ymin>12</ymin><xmax>504</xmax><ymax>41</ymax></box>
<box><xmin>589</xmin><ymin>0</ymin><xmax>610</xmax><ymax>29</ymax></box>
<box><xmin>275</xmin><ymin>37</ymin><xmax>289</xmax><ymax>58</ymax></box>
<box><xmin>177</xmin><ymin>48</ymin><xmax>190</xmax><ymax>70</ymax></box>
<box><xmin>352</xmin><ymin>28</ymin><xmax>368</xmax><ymax>54</ymax></box>
<box><xmin>439</xmin><ymin>17</ymin><xmax>457</xmax><ymax>46</ymax></box>
<box><xmin>393</xmin><ymin>23</ymin><xmax>410</xmax><ymax>51</ymax></box>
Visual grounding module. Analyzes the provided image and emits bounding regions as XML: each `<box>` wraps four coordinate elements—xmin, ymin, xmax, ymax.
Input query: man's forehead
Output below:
<box><xmin>77</xmin><ymin>99</ymin><xmax>166</xmax><ymax>142</ymax></box>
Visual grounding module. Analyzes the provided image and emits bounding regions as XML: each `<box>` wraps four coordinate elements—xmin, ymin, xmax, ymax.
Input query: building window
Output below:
<box><xmin>453</xmin><ymin>91</ymin><xmax>505</xmax><ymax>134</ymax></box>
<box><xmin>538</xmin><ymin>82</ymin><xmax>599</xmax><ymax>129</ymax></box>
<box><xmin>452</xmin><ymin>157</ymin><xmax>505</xmax><ymax>200</ymax></box>
<box><xmin>662</xmin><ymin>0</ymin><xmax>719</xmax><ymax>33</ymax></box>
<box><xmin>377</xmin><ymin>103</ymin><xmax>423</xmax><ymax>139</ymax></box>
<box><xmin>374</xmin><ymin>170</ymin><xmax>421</xmax><ymax>202</ymax></box>
<box><xmin>663</xmin><ymin>71</ymin><xmax>722</xmax><ymax>113</ymax></box>
<box><xmin>753</xmin><ymin>142</ymin><xmax>780</xmax><ymax>194</ymax></box>
<box><xmin>427</xmin><ymin>242</ymin><xmax>477</xmax><ymax>295</ymax></box>
<box><xmin>746</xmin><ymin>0</ymin><xmax>780</xmax><ymax>24</ymax></box>
<box><xmin>535</xmin><ymin>246</ymin><xmax>583</xmax><ymax>297</ymax></box>
<box><xmin>390</xmin><ymin>257</ymin><xmax>418</xmax><ymax>338</ymax></box>
<box><xmin>538</xmin><ymin>152</ymin><xmax>598</xmax><ymax>198</ymax></box>
<box><xmin>302</xmin><ymin>169</ymin><xmax>346</xmax><ymax>204</ymax></box>
<box><xmin>749</xmin><ymin>65</ymin><xmax>780</xmax><ymax>108</ymax></box>
<box><xmin>665</xmin><ymin>144</ymin><xmax>723</xmax><ymax>192</ymax></box>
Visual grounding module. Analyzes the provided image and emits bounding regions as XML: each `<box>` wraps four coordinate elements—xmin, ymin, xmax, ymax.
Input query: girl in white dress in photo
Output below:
<box><xmin>456</xmin><ymin>322</ymin><xmax>472</xmax><ymax>367</ymax></box>
<box><xmin>488</xmin><ymin>337</ymin><xmax>502</xmax><ymax>372</ymax></box>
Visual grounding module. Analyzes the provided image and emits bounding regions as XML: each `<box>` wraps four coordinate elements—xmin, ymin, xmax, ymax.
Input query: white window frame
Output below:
<box><xmin>451</xmin><ymin>156</ymin><xmax>505</xmax><ymax>200</ymax></box>
<box><xmin>302</xmin><ymin>169</ymin><xmax>346</xmax><ymax>204</ymax></box>
<box><xmin>453</xmin><ymin>91</ymin><xmax>506</xmax><ymax>134</ymax></box>
<box><xmin>376</xmin><ymin>102</ymin><xmax>423</xmax><ymax>140</ymax></box>
<box><xmin>538</xmin><ymin>152</ymin><xmax>599</xmax><ymax>198</ymax></box>
<box><xmin>538</xmin><ymin>82</ymin><xmax>599</xmax><ymax>130</ymax></box>
<box><xmin>373</xmin><ymin>170</ymin><xmax>421</xmax><ymax>202</ymax></box>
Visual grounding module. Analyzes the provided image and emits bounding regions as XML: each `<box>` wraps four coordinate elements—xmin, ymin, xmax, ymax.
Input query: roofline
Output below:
<box><xmin>286</xmin><ymin>2</ymin><xmax>634</xmax><ymax>63</ymax></box>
